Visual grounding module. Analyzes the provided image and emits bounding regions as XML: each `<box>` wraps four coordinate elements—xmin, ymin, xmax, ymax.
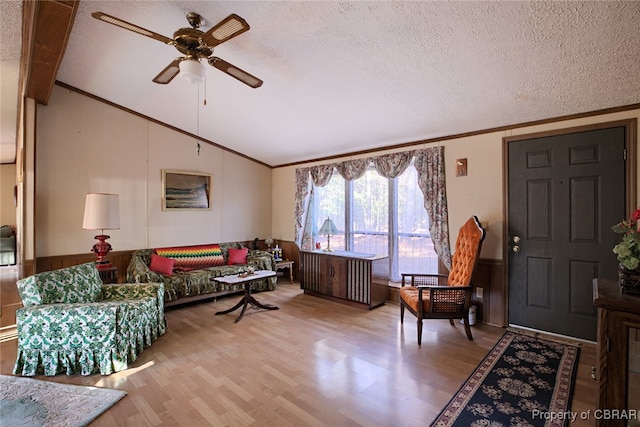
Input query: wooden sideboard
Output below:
<box><xmin>300</xmin><ymin>250</ymin><xmax>389</xmax><ymax>310</ymax></box>
<box><xmin>593</xmin><ymin>279</ymin><xmax>640</xmax><ymax>427</ymax></box>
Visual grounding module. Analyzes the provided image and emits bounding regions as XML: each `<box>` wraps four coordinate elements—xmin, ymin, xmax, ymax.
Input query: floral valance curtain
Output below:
<box><xmin>294</xmin><ymin>147</ymin><xmax>451</xmax><ymax>269</ymax></box>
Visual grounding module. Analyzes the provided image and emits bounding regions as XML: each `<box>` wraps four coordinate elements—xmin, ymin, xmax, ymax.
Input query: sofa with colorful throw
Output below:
<box><xmin>126</xmin><ymin>242</ymin><xmax>277</xmax><ymax>306</ymax></box>
<box><xmin>13</xmin><ymin>262</ymin><xmax>165</xmax><ymax>376</ymax></box>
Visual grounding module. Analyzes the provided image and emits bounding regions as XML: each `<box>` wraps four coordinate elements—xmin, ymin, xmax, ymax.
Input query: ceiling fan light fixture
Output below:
<box><xmin>179</xmin><ymin>58</ymin><xmax>205</xmax><ymax>84</ymax></box>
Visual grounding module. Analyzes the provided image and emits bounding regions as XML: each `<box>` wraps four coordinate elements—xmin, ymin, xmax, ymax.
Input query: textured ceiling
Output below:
<box><xmin>4</xmin><ymin>1</ymin><xmax>640</xmax><ymax>166</ymax></box>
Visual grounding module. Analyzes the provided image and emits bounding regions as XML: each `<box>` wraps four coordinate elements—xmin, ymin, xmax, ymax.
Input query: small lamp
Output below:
<box><xmin>265</xmin><ymin>236</ymin><xmax>274</xmax><ymax>250</ymax></box>
<box><xmin>83</xmin><ymin>193</ymin><xmax>120</xmax><ymax>269</ymax></box>
<box><xmin>179</xmin><ymin>57</ymin><xmax>205</xmax><ymax>84</ymax></box>
<box><xmin>319</xmin><ymin>217</ymin><xmax>338</xmax><ymax>252</ymax></box>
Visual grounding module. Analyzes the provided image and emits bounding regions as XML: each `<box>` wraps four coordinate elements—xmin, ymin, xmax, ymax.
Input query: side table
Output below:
<box><xmin>593</xmin><ymin>278</ymin><xmax>640</xmax><ymax>426</ymax></box>
<box><xmin>275</xmin><ymin>260</ymin><xmax>294</xmax><ymax>283</ymax></box>
<box><xmin>98</xmin><ymin>266</ymin><xmax>118</xmax><ymax>284</ymax></box>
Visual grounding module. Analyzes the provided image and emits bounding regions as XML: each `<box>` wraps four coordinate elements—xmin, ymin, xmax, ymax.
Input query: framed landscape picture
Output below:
<box><xmin>162</xmin><ymin>170</ymin><xmax>212</xmax><ymax>211</ymax></box>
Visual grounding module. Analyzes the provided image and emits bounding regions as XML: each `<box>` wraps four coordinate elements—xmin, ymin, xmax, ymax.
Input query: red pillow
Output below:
<box><xmin>227</xmin><ymin>247</ymin><xmax>248</xmax><ymax>265</ymax></box>
<box><xmin>149</xmin><ymin>253</ymin><xmax>175</xmax><ymax>276</ymax></box>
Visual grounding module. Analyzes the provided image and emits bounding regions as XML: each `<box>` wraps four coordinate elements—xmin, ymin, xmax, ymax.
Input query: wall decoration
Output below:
<box><xmin>162</xmin><ymin>170</ymin><xmax>212</xmax><ymax>211</ymax></box>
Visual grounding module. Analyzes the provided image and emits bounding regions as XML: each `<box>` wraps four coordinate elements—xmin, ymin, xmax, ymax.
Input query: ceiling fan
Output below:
<box><xmin>92</xmin><ymin>11</ymin><xmax>263</xmax><ymax>88</ymax></box>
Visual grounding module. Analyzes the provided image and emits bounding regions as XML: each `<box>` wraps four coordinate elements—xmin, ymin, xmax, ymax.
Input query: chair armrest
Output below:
<box><xmin>418</xmin><ymin>285</ymin><xmax>472</xmax><ymax>314</ymax></box>
<box><xmin>102</xmin><ymin>283</ymin><xmax>165</xmax><ymax>317</ymax></box>
<box><xmin>247</xmin><ymin>250</ymin><xmax>276</xmax><ymax>271</ymax></box>
<box><xmin>401</xmin><ymin>273</ymin><xmax>448</xmax><ymax>287</ymax></box>
<box><xmin>417</xmin><ymin>285</ymin><xmax>472</xmax><ymax>290</ymax></box>
<box><xmin>126</xmin><ymin>251</ymin><xmax>163</xmax><ymax>283</ymax></box>
<box><xmin>102</xmin><ymin>283</ymin><xmax>164</xmax><ymax>300</ymax></box>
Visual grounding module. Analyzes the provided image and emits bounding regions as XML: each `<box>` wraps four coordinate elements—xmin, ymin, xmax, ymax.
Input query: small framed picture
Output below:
<box><xmin>162</xmin><ymin>169</ymin><xmax>212</xmax><ymax>211</ymax></box>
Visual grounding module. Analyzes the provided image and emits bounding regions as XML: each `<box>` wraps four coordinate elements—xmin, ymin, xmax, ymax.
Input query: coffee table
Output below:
<box><xmin>214</xmin><ymin>270</ymin><xmax>278</xmax><ymax>323</ymax></box>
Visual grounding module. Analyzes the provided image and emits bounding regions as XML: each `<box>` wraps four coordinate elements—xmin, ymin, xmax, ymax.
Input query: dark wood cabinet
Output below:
<box><xmin>593</xmin><ymin>279</ymin><xmax>640</xmax><ymax>427</ymax></box>
<box><xmin>300</xmin><ymin>250</ymin><xmax>389</xmax><ymax>309</ymax></box>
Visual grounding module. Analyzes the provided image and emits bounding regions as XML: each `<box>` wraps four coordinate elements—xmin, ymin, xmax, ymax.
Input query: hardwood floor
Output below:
<box><xmin>0</xmin><ymin>280</ymin><xmax>597</xmax><ymax>426</ymax></box>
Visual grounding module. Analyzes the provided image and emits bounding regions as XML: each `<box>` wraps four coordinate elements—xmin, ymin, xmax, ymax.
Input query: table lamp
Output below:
<box><xmin>83</xmin><ymin>193</ymin><xmax>120</xmax><ymax>269</ymax></box>
<box><xmin>319</xmin><ymin>217</ymin><xmax>338</xmax><ymax>252</ymax></box>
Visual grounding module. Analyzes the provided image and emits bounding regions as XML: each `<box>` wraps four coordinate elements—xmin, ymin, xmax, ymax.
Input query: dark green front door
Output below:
<box><xmin>507</xmin><ymin>125</ymin><xmax>627</xmax><ymax>341</ymax></box>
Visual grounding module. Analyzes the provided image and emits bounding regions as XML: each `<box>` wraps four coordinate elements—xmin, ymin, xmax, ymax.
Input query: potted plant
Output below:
<box><xmin>612</xmin><ymin>208</ymin><xmax>640</xmax><ymax>294</ymax></box>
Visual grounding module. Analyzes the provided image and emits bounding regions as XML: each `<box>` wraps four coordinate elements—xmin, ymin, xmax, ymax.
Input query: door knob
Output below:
<box><xmin>512</xmin><ymin>245</ymin><xmax>520</xmax><ymax>253</ymax></box>
<box><xmin>513</xmin><ymin>236</ymin><xmax>521</xmax><ymax>243</ymax></box>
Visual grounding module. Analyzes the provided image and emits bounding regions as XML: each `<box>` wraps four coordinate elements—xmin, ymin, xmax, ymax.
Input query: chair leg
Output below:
<box><xmin>448</xmin><ymin>319</ymin><xmax>455</xmax><ymax>326</ymax></box>
<box><xmin>400</xmin><ymin>303</ymin><xmax>404</xmax><ymax>324</ymax></box>
<box><xmin>417</xmin><ymin>319</ymin><xmax>423</xmax><ymax>346</ymax></box>
<box><xmin>463</xmin><ymin>316</ymin><xmax>474</xmax><ymax>341</ymax></box>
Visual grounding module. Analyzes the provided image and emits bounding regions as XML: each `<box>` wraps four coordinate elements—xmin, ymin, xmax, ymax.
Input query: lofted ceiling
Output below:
<box><xmin>2</xmin><ymin>1</ymin><xmax>640</xmax><ymax>167</ymax></box>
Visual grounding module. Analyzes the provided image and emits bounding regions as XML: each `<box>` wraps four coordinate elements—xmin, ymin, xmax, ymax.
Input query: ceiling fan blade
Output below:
<box><xmin>92</xmin><ymin>12</ymin><xmax>173</xmax><ymax>45</ymax></box>
<box><xmin>208</xmin><ymin>57</ymin><xmax>263</xmax><ymax>88</ymax></box>
<box><xmin>152</xmin><ymin>58</ymin><xmax>182</xmax><ymax>84</ymax></box>
<box><xmin>200</xmin><ymin>14</ymin><xmax>250</xmax><ymax>47</ymax></box>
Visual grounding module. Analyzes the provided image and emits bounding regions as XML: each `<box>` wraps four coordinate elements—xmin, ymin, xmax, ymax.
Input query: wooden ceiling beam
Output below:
<box><xmin>24</xmin><ymin>0</ymin><xmax>78</xmax><ymax>105</ymax></box>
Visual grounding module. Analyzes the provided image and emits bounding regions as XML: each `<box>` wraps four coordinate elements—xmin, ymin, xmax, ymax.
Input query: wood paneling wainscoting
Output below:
<box><xmin>26</xmin><ymin>244</ymin><xmax>507</xmax><ymax>328</ymax></box>
<box><xmin>272</xmin><ymin>240</ymin><xmax>300</xmax><ymax>282</ymax></box>
<box><xmin>34</xmin><ymin>239</ymin><xmax>290</xmax><ymax>285</ymax></box>
<box><xmin>473</xmin><ymin>259</ymin><xmax>506</xmax><ymax>327</ymax></box>
<box><xmin>36</xmin><ymin>250</ymin><xmax>133</xmax><ymax>284</ymax></box>
<box><xmin>279</xmin><ymin>239</ymin><xmax>507</xmax><ymax>327</ymax></box>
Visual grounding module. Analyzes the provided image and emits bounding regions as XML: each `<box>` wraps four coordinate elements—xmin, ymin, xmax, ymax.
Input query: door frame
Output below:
<box><xmin>501</xmin><ymin>119</ymin><xmax>637</xmax><ymax>328</ymax></box>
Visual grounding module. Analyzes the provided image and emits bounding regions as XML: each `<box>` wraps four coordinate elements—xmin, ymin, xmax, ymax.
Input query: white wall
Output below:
<box><xmin>272</xmin><ymin>109</ymin><xmax>640</xmax><ymax>261</ymax></box>
<box><xmin>35</xmin><ymin>85</ymin><xmax>272</xmax><ymax>257</ymax></box>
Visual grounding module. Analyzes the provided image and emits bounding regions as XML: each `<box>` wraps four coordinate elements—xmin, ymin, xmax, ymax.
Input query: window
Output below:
<box><xmin>314</xmin><ymin>173</ymin><xmax>345</xmax><ymax>251</ymax></box>
<box><xmin>396</xmin><ymin>165</ymin><xmax>438</xmax><ymax>275</ymax></box>
<box><xmin>351</xmin><ymin>168</ymin><xmax>388</xmax><ymax>256</ymax></box>
<box><xmin>311</xmin><ymin>162</ymin><xmax>437</xmax><ymax>281</ymax></box>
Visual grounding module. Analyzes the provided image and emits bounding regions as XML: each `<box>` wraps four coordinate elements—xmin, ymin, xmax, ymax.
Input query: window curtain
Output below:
<box><xmin>336</xmin><ymin>158</ymin><xmax>369</xmax><ymax>181</ymax></box>
<box><xmin>372</xmin><ymin>151</ymin><xmax>414</xmax><ymax>178</ymax></box>
<box><xmin>294</xmin><ymin>164</ymin><xmax>335</xmax><ymax>250</ymax></box>
<box><xmin>294</xmin><ymin>168</ymin><xmax>311</xmax><ymax>249</ymax></box>
<box><xmin>294</xmin><ymin>147</ymin><xmax>451</xmax><ymax>270</ymax></box>
<box><xmin>414</xmin><ymin>147</ymin><xmax>452</xmax><ymax>269</ymax></box>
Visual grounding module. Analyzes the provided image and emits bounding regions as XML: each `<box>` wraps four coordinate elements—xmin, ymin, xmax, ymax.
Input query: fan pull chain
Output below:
<box><xmin>196</xmin><ymin>82</ymin><xmax>201</xmax><ymax>156</ymax></box>
<box><xmin>203</xmin><ymin>76</ymin><xmax>207</xmax><ymax>106</ymax></box>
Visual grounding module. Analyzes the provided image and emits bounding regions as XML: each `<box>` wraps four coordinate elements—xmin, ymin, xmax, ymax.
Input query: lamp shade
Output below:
<box><xmin>319</xmin><ymin>217</ymin><xmax>338</xmax><ymax>235</ymax></box>
<box><xmin>179</xmin><ymin>58</ymin><xmax>205</xmax><ymax>84</ymax></box>
<box><xmin>83</xmin><ymin>193</ymin><xmax>120</xmax><ymax>231</ymax></box>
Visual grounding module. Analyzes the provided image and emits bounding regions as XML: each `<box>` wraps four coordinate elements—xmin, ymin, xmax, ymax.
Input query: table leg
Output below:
<box><xmin>215</xmin><ymin>281</ymin><xmax>279</xmax><ymax>323</ymax></box>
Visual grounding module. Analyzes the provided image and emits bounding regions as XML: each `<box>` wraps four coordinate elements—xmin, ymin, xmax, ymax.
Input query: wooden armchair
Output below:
<box><xmin>400</xmin><ymin>216</ymin><xmax>485</xmax><ymax>345</ymax></box>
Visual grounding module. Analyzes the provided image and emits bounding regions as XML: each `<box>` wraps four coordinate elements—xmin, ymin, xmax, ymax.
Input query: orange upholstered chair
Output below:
<box><xmin>400</xmin><ymin>216</ymin><xmax>485</xmax><ymax>345</ymax></box>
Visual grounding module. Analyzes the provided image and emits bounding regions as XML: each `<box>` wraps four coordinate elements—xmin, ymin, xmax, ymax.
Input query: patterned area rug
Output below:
<box><xmin>431</xmin><ymin>331</ymin><xmax>580</xmax><ymax>427</ymax></box>
<box><xmin>0</xmin><ymin>374</ymin><xmax>126</xmax><ymax>427</ymax></box>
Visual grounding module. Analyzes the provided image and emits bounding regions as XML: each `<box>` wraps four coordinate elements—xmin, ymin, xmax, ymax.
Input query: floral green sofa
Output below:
<box><xmin>127</xmin><ymin>242</ymin><xmax>277</xmax><ymax>306</ymax></box>
<box><xmin>13</xmin><ymin>262</ymin><xmax>165</xmax><ymax>376</ymax></box>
